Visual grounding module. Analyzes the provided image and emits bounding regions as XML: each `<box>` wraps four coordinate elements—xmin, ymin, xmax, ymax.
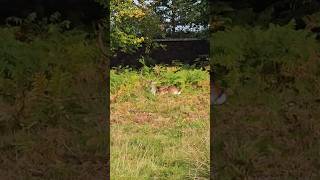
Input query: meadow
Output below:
<box><xmin>110</xmin><ymin>65</ymin><xmax>210</xmax><ymax>179</ymax></box>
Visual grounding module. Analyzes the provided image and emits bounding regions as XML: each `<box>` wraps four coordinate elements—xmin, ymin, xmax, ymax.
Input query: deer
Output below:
<box><xmin>149</xmin><ymin>81</ymin><xmax>182</xmax><ymax>95</ymax></box>
<box><xmin>211</xmin><ymin>75</ymin><xmax>227</xmax><ymax>105</ymax></box>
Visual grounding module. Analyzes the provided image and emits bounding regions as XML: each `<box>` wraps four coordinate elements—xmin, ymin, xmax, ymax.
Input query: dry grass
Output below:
<box><xmin>110</xmin><ymin>72</ymin><xmax>210</xmax><ymax>179</ymax></box>
<box><xmin>212</xmin><ymin>86</ymin><xmax>320</xmax><ymax>179</ymax></box>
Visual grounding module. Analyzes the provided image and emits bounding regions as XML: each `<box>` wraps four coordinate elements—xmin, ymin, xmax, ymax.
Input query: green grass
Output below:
<box><xmin>110</xmin><ymin>65</ymin><xmax>210</xmax><ymax>179</ymax></box>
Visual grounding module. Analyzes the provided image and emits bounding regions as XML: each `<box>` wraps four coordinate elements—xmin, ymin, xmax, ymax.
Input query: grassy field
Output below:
<box><xmin>110</xmin><ymin>65</ymin><xmax>210</xmax><ymax>179</ymax></box>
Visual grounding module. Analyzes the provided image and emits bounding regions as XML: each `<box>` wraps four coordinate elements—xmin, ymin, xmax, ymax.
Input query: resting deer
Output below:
<box><xmin>150</xmin><ymin>81</ymin><xmax>182</xmax><ymax>95</ymax></box>
<box><xmin>211</xmin><ymin>80</ymin><xmax>227</xmax><ymax>105</ymax></box>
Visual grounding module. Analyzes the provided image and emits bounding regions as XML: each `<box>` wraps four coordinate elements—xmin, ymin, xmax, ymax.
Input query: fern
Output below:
<box><xmin>211</xmin><ymin>21</ymin><xmax>320</xmax><ymax>91</ymax></box>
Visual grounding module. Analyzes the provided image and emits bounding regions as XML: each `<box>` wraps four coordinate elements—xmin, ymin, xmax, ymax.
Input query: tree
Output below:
<box><xmin>152</xmin><ymin>0</ymin><xmax>209</xmax><ymax>38</ymax></box>
<box><xmin>209</xmin><ymin>0</ymin><xmax>320</xmax><ymax>29</ymax></box>
<box><xmin>96</xmin><ymin>0</ymin><xmax>162</xmax><ymax>55</ymax></box>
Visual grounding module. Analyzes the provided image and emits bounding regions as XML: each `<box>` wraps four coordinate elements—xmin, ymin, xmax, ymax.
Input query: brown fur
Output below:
<box><xmin>150</xmin><ymin>82</ymin><xmax>181</xmax><ymax>95</ymax></box>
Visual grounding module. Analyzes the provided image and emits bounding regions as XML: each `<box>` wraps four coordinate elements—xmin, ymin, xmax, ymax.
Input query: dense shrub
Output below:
<box><xmin>211</xmin><ymin>20</ymin><xmax>320</xmax><ymax>179</ymax></box>
<box><xmin>0</xmin><ymin>14</ymin><xmax>108</xmax><ymax>178</ymax></box>
<box><xmin>0</xmin><ymin>24</ymin><xmax>103</xmax><ymax>131</ymax></box>
<box><xmin>211</xmin><ymin>20</ymin><xmax>320</xmax><ymax>95</ymax></box>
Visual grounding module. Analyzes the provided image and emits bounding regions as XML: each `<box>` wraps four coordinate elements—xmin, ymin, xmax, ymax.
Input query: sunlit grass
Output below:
<box><xmin>110</xmin><ymin>66</ymin><xmax>210</xmax><ymax>179</ymax></box>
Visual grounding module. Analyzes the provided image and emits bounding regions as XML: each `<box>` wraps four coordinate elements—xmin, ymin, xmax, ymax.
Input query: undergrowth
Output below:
<box><xmin>0</xmin><ymin>14</ymin><xmax>107</xmax><ymax>179</ymax></box>
<box><xmin>110</xmin><ymin>64</ymin><xmax>209</xmax><ymax>100</ymax></box>
<box><xmin>211</xmin><ymin>20</ymin><xmax>320</xmax><ymax>179</ymax></box>
<box><xmin>211</xmin><ymin>20</ymin><xmax>320</xmax><ymax>95</ymax></box>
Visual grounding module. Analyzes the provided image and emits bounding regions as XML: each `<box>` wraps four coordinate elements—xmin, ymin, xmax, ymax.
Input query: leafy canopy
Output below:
<box><xmin>97</xmin><ymin>0</ymin><xmax>162</xmax><ymax>54</ymax></box>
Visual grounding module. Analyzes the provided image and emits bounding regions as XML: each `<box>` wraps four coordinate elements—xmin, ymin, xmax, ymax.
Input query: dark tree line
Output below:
<box><xmin>0</xmin><ymin>0</ymin><xmax>104</xmax><ymax>26</ymax></box>
<box><xmin>210</xmin><ymin>0</ymin><xmax>320</xmax><ymax>35</ymax></box>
